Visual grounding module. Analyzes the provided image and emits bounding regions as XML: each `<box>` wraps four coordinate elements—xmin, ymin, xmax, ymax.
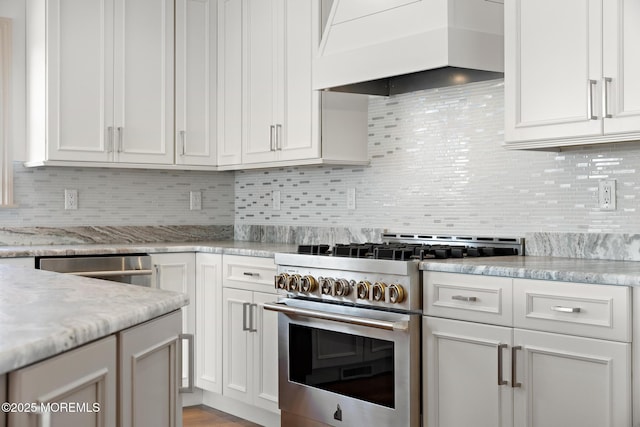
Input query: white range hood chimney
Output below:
<box><xmin>314</xmin><ymin>0</ymin><xmax>504</xmax><ymax>96</ymax></box>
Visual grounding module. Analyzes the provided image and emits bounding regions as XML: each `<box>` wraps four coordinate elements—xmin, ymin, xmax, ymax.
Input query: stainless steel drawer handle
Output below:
<box><xmin>497</xmin><ymin>343</ymin><xmax>508</xmax><ymax>386</ymax></box>
<box><xmin>242</xmin><ymin>302</ymin><xmax>251</xmax><ymax>331</ymax></box>
<box><xmin>249</xmin><ymin>303</ymin><xmax>258</xmax><ymax>332</ymax></box>
<box><xmin>451</xmin><ymin>295</ymin><xmax>477</xmax><ymax>302</ymax></box>
<box><xmin>263</xmin><ymin>302</ymin><xmax>409</xmax><ymax>332</ymax></box>
<box><xmin>179</xmin><ymin>333</ymin><xmax>194</xmax><ymax>393</ymax></box>
<box><xmin>243</xmin><ymin>272</ymin><xmax>259</xmax><ymax>277</ymax></box>
<box><xmin>270</xmin><ymin>125</ymin><xmax>276</xmax><ymax>151</ymax></box>
<box><xmin>551</xmin><ymin>305</ymin><xmax>581</xmax><ymax>313</ymax></box>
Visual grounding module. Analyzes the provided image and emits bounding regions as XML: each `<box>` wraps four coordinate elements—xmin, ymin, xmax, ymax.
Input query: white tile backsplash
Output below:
<box><xmin>235</xmin><ymin>79</ymin><xmax>640</xmax><ymax>235</ymax></box>
<box><xmin>1</xmin><ymin>164</ymin><xmax>234</xmax><ymax>227</ymax></box>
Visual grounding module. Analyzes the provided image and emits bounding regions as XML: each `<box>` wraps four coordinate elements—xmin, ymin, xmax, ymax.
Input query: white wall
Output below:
<box><xmin>235</xmin><ymin>79</ymin><xmax>640</xmax><ymax>235</ymax></box>
<box><xmin>0</xmin><ymin>0</ymin><xmax>25</xmax><ymax>161</ymax></box>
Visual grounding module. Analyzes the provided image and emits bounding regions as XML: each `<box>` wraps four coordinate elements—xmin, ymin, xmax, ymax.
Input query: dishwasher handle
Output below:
<box><xmin>68</xmin><ymin>269</ymin><xmax>154</xmax><ymax>278</ymax></box>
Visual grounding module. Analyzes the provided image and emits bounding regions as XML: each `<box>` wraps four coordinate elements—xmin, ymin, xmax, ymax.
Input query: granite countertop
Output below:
<box><xmin>0</xmin><ymin>265</ymin><xmax>188</xmax><ymax>375</ymax></box>
<box><xmin>420</xmin><ymin>255</ymin><xmax>640</xmax><ymax>287</ymax></box>
<box><xmin>0</xmin><ymin>240</ymin><xmax>298</xmax><ymax>259</ymax></box>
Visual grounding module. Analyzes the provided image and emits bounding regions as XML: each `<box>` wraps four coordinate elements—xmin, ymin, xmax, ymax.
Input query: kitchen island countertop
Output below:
<box><xmin>420</xmin><ymin>255</ymin><xmax>640</xmax><ymax>287</ymax></box>
<box><xmin>0</xmin><ymin>265</ymin><xmax>188</xmax><ymax>375</ymax></box>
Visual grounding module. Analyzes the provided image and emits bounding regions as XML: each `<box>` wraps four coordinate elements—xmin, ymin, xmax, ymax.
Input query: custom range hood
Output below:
<box><xmin>314</xmin><ymin>0</ymin><xmax>504</xmax><ymax>96</ymax></box>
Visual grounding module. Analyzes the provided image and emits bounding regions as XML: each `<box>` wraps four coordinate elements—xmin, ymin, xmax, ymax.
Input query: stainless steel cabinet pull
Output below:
<box><xmin>242</xmin><ymin>302</ymin><xmax>251</xmax><ymax>331</ymax></box>
<box><xmin>264</xmin><ymin>302</ymin><xmax>409</xmax><ymax>332</ymax></box>
<box><xmin>270</xmin><ymin>125</ymin><xmax>276</xmax><ymax>151</ymax></box>
<box><xmin>117</xmin><ymin>126</ymin><xmax>123</xmax><ymax>152</ymax></box>
<box><xmin>588</xmin><ymin>79</ymin><xmax>598</xmax><ymax>120</ymax></box>
<box><xmin>180</xmin><ymin>130</ymin><xmax>186</xmax><ymax>155</ymax></box>
<box><xmin>179</xmin><ymin>333</ymin><xmax>195</xmax><ymax>393</ymax></box>
<box><xmin>511</xmin><ymin>346</ymin><xmax>522</xmax><ymax>388</ymax></box>
<box><xmin>243</xmin><ymin>272</ymin><xmax>259</xmax><ymax>277</ymax></box>
<box><xmin>603</xmin><ymin>77</ymin><xmax>613</xmax><ymax>119</ymax></box>
<box><xmin>107</xmin><ymin>126</ymin><xmax>114</xmax><ymax>153</ymax></box>
<box><xmin>550</xmin><ymin>305</ymin><xmax>581</xmax><ymax>313</ymax></box>
<box><xmin>154</xmin><ymin>264</ymin><xmax>160</xmax><ymax>288</ymax></box>
<box><xmin>498</xmin><ymin>343</ymin><xmax>508</xmax><ymax>386</ymax></box>
<box><xmin>249</xmin><ymin>303</ymin><xmax>258</xmax><ymax>332</ymax></box>
<box><xmin>276</xmin><ymin>124</ymin><xmax>282</xmax><ymax>150</ymax></box>
<box><xmin>451</xmin><ymin>295</ymin><xmax>477</xmax><ymax>302</ymax></box>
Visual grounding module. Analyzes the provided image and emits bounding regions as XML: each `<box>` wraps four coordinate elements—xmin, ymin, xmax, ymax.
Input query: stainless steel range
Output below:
<box><xmin>265</xmin><ymin>233</ymin><xmax>524</xmax><ymax>427</ymax></box>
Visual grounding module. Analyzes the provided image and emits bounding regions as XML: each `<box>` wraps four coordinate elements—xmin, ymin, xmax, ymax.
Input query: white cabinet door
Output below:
<box><xmin>222</xmin><ymin>287</ymin><xmax>253</xmax><ymax>401</ymax></box>
<box><xmin>277</xmin><ymin>0</ymin><xmax>320</xmax><ymax>161</ymax></box>
<box><xmin>152</xmin><ymin>252</ymin><xmax>196</xmax><ymax>389</ymax></box>
<box><xmin>43</xmin><ymin>0</ymin><xmax>114</xmax><ymax>162</ymax></box>
<box><xmin>175</xmin><ymin>0</ymin><xmax>217</xmax><ymax>166</ymax></box>
<box><xmin>195</xmin><ymin>253</ymin><xmax>223</xmax><ymax>393</ymax></box>
<box><xmin>119</xmin><ymin>311</ymin><xmax>182</xmax><ymax>427</ymax></box>
<box><xmin>113</xmin><ymin>0</ymin><xmax>174</xmax><ymax>165</ymax></box>
<box><xmin>602</xmin><ymin>0</ymin><xmax>640</xmax><ymax>135</ymax></box>
<box><xmin>8</xmin><ymin>336</ymin><xmax>117</xmax><ymax>427</ymax></box>
<box><xmin>513</xmin><ymin>328</ymin><xmax>631</xmax><ymax>427</ymax></box>
<box><xmin>505</xmin><ymin>0</ymin><xmax>602</xmax><ymax>143</ymax></box>
<box><xmin>424</xmin><ymin>316</ymin><xmax>513</xmax><ymax>427</ymax></box>
<box><xmin>242</xmin><ymin>0</ymin><xmax>279</xmax><ymax>164</ymax></box>
<box><xmin>252</xmin><ymin>291</ymin><xmax>279</xmax><ymax>413</ymax></box>
<box><xmin>216</xmin><ymin>0</ymin><xmax>243</xmax><ymax>166</ymax></box>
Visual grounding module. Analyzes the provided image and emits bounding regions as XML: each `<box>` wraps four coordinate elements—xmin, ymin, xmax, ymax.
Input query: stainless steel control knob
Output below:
<box><xmin>335</xmin><ymin>279</ymin><xmax>351</xmax><ymax>296</ymax></box>
<box><xmin>286</xmin><ymin>274</ymin><xmax>302</xmax><ymax>292</ymax></box>
<box><xmin>356</xmin><ymin>281</ymin><xmax>371</xmax><ymax>299</ymax></box>
<box><xmin>275</xmin><ymin>273</ymin><xmax>289</xmax><ymax>290</ymax></box>
<box><xmin>319</xmin><ymin>277</ymin><xmax>335</xmax><ymax>295</ymax></box>
<box><xmin>300</xmin><ymin>275</ymin><xmax>317</xmax><ymax>292</ymax></box>
<box><xmin>372</xmin><ymin>282</ymin><xmax>386</xmax><ymax>301</ymax></box>
<box><xmin>388</xmin><ymin>284</ymin><xmax>405</xmax><ymax>303</ymax></box>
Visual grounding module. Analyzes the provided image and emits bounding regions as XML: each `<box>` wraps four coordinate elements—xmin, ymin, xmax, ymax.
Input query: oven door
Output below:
<box><xmin>264</xmin><ymin>298</ymin><xmax>421</xmax><ymax>427</ymax></box>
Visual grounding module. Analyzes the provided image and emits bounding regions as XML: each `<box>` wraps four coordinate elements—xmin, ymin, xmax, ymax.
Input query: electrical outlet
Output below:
<box><xmin>273</xmin><ymin>190</ymin><xmax>281</xmax><ymax>210</ymax></box>
<box><xmin>64</xmin><ymin>189</ymin><xmax>78</xmax><ymax>210</ymax></box>
<box><xmin>347</xmin><ymin>188</ymin><xmax>356</xmax><ymax>210</ymax></box>
<box><xmin>598</xmin><ymin>179</ymin><xmax>616</xmax><ymax>210</ymax></box>
<box><xmin>190</xmin><ymin>191</ymin><xmax>202</xmax><ymax>210</ymax></box>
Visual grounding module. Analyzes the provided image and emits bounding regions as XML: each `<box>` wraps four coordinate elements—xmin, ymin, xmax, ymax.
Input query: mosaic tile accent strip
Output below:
<box><xmin>235</xmin><ymin>79</ymin><xmax>640</xmax><ymax>235</ymax></box>
<box><xmin>1</xmin><ymin>164</ymin><xmax>235</xmax><ymax>227</ymax></box>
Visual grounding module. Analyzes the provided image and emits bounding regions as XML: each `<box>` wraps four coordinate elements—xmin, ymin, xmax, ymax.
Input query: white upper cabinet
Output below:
<box><xmin>216</xmin><ymin>0</ymin><xmax>368</xmax><ymax>169</ymax></box>
<box><xmin>175</xmin><ymin>0</ymin><xmax>218</xmax><ymax>166</ymax></box>
<box><xmin>504</xmin><ymin>0</ymin><xmax>640</xmax><ymax>149</ymax></box>
<box><xmin>26</xmin><ymin>0</ymin><xmax>175</xmax><ymax>166</ymax></box>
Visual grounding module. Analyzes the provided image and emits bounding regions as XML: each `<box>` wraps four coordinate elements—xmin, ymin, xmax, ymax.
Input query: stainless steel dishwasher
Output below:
<box><xmin>37</xmin><ymin>254</ymin><xmax>153</xmax><ymax>286</ymax></box>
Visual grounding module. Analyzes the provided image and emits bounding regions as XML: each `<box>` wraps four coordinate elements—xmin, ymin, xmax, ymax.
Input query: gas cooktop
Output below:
<box><xmin>296</xmin><ymin>233</ymin><xmax>525</xmax><ymax>261</ymax></box>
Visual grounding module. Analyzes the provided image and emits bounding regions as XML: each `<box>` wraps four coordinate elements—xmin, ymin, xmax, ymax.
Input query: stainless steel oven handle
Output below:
<box><xmin>68</xmin><ymin>269</ymin><xmax>154</xmax><ymax>277</ymax></box>
<box><xmin>263</xmin><ymin>302</ymin><xmax>409</xmax><ymax>332</ymax></box>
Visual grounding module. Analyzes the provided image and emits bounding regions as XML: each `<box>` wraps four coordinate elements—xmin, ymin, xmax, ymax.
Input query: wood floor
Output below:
<box><xmin>183</xmin><ymin>405</ymin><xmax>261</xmax><ymax>427</ymax></box>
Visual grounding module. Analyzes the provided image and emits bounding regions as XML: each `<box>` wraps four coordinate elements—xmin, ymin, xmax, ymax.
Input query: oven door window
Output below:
<box><xmin>289</xmin><ymin>324</ymin><xmax>395</xmax><ymax>408</ymax></box>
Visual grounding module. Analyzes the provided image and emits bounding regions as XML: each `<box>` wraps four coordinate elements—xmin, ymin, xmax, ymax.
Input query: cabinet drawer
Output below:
<box><xmin>513</xmin><ymin>279</ymin><xmax>631</xmax><ymax>342</ymax></box>
<box><xmin>223</xmin><ymin>255</ymin><xmax>276</xmax><ymax>293</ymax></box>
<box><xmin>424</xmin><ymin>271</ymin><xmax>513</xmax><ymax>326</ymax></box>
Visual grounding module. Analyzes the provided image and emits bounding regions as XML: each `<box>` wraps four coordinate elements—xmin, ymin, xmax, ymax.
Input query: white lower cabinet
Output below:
<box><xmin>195</xmin><ymin>253</ymin><xmax>223</xmax><ymax>394</ymax></box>
<box><xmin>152</xmin><ymin>252</ymin><xmax>196</xmax><ymax>390</ymax></box>
<box><xmin>423</xmin><ymin>271</ymin><xmax>632</xmax><ymax>427</ymax></box>
<box><xmin>119</xmin><ymin>311</ymin><xmax>183</xmax><ymax>427</ymax></box>
<box><xmin>8</xmin><ymin>335</ymin><xmax>118</xmax><ymax>427</ymax></box>
<box><xmin>222</xmin><ymin>255</ymin><xmax>279</xmax><ymax>414</ymax></box>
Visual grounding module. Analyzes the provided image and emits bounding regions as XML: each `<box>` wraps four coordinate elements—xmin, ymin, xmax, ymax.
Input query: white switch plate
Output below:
<box><xmin>347</xmin><ymin>188</ymin><xmax>356</xmax><ymax>210</ymax></box>
<box><xmin>190</xmin><ymin>191</ymin><xmax>202</xmax><ymax>210</ymax></box>
<box><xmin>64</xmin><ymin>189</ymin><xmax>78</xmax><ymax>210</ymax></box>
<box><xmin>273</xmin><ymin>190</ymin><xmax>281</xmax><ymax>210</ymax></box>
<box><xmin>598</xmin><ymin>179</ymin><xmax>616</xmax><ymax>210</ymax></box>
